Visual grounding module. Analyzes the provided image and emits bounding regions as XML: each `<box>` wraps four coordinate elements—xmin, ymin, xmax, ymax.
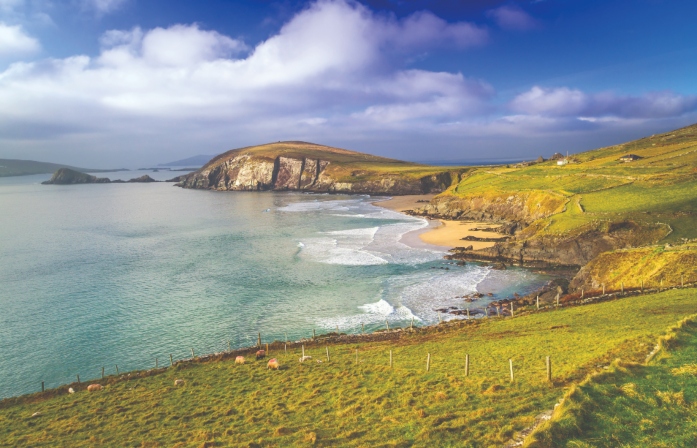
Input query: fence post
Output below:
<box><xmin>536</xmin><ymin>295</ymin><xmax>539</xmax><ymax>310</ymax></box>
<box><xmin>191</xmin><ymin>348</ymin><xmax>195</xmax><ymax>359</ymax></box>
<box><xmin>228</xmin><ymin>340</ymin><xmax>231</xmax><ymax>352</ymax></box>
<box><xmin>313</xmin><ymin>329</ymin><xmax>316</xmax><ymax>340</ymax></box>
<box><xmin>509</xmin><ymin>359</ymin><xmax>514</xmax><ymax>382</ymax></box>
<box><xmin>302</xmin><ymin>345</ymin><xmax>305</xmax><ymax>358</ymax></box>
<box><xmin>410</xmin><ymin>318</ymin><xmax>414</xmax><ymax>330</ymax></box>
<box><xmin>258</xmin><ymin>333</ymin><xmax>261</xmax><ymax>348</ymax></box>
<box><xmin>77</xmin><ymin>374</ymin><xmax>80</xmax><ymax>384</ymax></box>
<box><xmin>155</xmin><ymin>358</ymin><xmax>158</xmax><ymax>369</ymax></box>
<box><xmin>581</xmin><ymin>288</ymin><xmax>584</xmax><ymax>299</ymax></box>
<box><xmin>362</xmin><ymin>322</ymin><xmax>365</xmax><ymax>334</ymax></box>
<box><xmin>438</xmin><ymin>312</ymin><xmax>442</xmax><ymax>323</ymax></box>
<box><xmin>42</xmin><ymin>381</ymin><xmax>45</xmax><ymax>392</ymax></box>
<box><xmin>546</xmin><ymin>356</ymin><xmax>552</xmax><ymax>382</ymax></box>
<box><xmin>426</xmin><ymin>353</ymin><xmax>431</xmax><ymax>372</ymax></box>
<box><xmin>355</xmin><ymin>349</ymin><xmax>358</xmax><ymax>365</ymax></box>
<box><xmin>386</xmin><ymin>320</ymin><xmax>390</xmax><ymax>331</ymax></box>
<box><xmin>621</xmin><ymin>282</ymin><xmax>624</xmax><ymax>294</ymax></box>
<box><xmin>467</xmin><ymin>308</ymin><xmax>470</xmax><ymax>319</ymax></box>
<box><xmin>511</xmin><ymin>303</ymin><xmax>515</xmax><ymax>317</ymax></box>
<box><xmin>102</xmin><ymin>366</ymin><xmax>105</xmax><ymax>379</ymax></box>
<box><xmin>602</xmin><ymin>284</ymin><xmax>605</xmax><ymax>295</ymax></box>
<box><xmin>465</xmin><ymin>354</ymin><xmax>469</xmax><ymax>377</ymax></box>
<box><xmin>115</xmin><ymin>365</ymin><xmax>119</xmax><ymax>375</ymax></box>
<box><xmin>556</xmin><ymin>294</ymin><xmax>560</xmax><ymax>308</ymax></box>
<box><xmin>170</xmin><ymin>354</ymin><xmax>174</xmax><ymax>367</ymax></box>
<box><xmin>326</xmin><ymin>346</ymin><xmax>330</xmax><ymax>362</ymax></box>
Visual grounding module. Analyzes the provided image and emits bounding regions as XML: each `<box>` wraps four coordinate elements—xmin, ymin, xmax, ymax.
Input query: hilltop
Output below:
<box><xmin>176</xmin><ymin>141</ymin><xmax>468</xmax><ymax>195</ymax></box>
<box><xmin>418</xmin><ymin>123</ymin><xmax>697</xmax><ymax>292</ymax></box>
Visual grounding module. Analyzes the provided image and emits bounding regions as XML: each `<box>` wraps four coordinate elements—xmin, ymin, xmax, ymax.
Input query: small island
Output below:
<box><xmin>42</xmin><ymin>168</ymin><xmax>160</xmax><ymax>185</ymax></box>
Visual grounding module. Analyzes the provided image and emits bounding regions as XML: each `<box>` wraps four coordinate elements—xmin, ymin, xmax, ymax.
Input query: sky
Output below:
<box><xmin>1</xmin><ymin>0</ymin><xmax>696</xmax><ymax>167</ymax></box>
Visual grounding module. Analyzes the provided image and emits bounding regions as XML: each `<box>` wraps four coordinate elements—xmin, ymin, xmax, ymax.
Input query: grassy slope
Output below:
<box><xmin>444</xmin><ymin>123</ymin><xmax>697</xmax><ymax>241</ymax></box>
<box><xmin>203</xmin><ymin>141</ymin><xmax>470</xmax><ymax>184</ymax></box>
<box><xmin>526</xmin><ymin>315</ymin><xmax>697</xmax><ymax>447</ymax></box>
<box><xmin>2</xmin><ymin>289</ymin><xmax>696</xmax><ymax>447</ymax></box>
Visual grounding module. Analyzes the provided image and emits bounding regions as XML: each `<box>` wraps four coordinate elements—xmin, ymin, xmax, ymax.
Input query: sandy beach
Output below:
<box><xmin>373</xmin><ymin>195</ymin><xmax>505</xmax><ymax>249</ymax></box>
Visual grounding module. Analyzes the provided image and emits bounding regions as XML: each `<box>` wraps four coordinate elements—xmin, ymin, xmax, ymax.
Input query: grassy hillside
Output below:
<box><xmin>444</xmin><ymin>123</ymin><xmax>697</xmax><ymax>241</ymax></box>
<box><xmin>526</xmin><ymin>315</ymin><xmax>697</xmax><ymax>447</ymax></box>
<box><xmin>204</xmin><ymin>141</ymin><xmax>470</xmax><ymax>184</ymax></box>
<box><xmin>2</xmin><ymin>288</ymin><xmax>696</xmax><ymax>447</ymax></box>
<box><xmin>0</xmin><ymin>159</ymin><xmax>121</xmax><ymax>177</ymax></box>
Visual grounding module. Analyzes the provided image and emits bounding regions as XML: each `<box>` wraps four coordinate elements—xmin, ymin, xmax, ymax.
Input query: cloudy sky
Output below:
<box><xmin>1</xmin><ymin>0</ymin><xmax>696</xmax><ymax>167</ymax></box>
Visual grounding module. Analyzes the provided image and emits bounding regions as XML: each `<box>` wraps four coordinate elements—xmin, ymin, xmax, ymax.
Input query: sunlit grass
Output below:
<box><xmin>2</xmin><ymin>289</ymin><xmax>696</xmax><ymax>446</ymax></box>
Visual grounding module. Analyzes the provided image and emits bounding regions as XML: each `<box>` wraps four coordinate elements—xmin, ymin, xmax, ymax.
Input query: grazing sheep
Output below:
<box><xmin>87</xmin><ymin>384</ymin><xmax>103</xmax><ymax>392</ymax></box>
<box><xmin>235</xmin><ymin>356</ymin><xmax>245</xmax><ymax>365</ymax></box>
<box><xmin>299</xmin><ymin>356</ymin><xmax>312</xmax><ymax>363</ymax></box>
<box><xmin>267</xmin><ymin>358</ymin><xmax>279</xmax><ymax>370</ymax></box>
<box><xmin>68</xmin><ymin>388</ymin><xmax>75</xmax><ymax>394</ymax></box>
<box><xmin>174</xmin><ymin>379</ymin><xmax>184</xmax><ymax>386</ymax></box>
<box><xmin>31</xmin><ymin>412</ymin><xmax>41</xmax><ymax>418</ymax></box>
<box><xmin>255</xmin><ymin>350</ymin><xmax>265</xmax><ymax>360</ymax></box>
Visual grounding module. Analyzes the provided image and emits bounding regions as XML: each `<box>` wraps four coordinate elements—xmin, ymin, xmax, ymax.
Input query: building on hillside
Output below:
<box><xmin>550</xmin><ymin>152</ymin><xmax>564</xmax><ymax>160</ymax></box>
<box><xmin>619</xmin><ymin>154</ymin><xmax>642</xmax><ymax>163</ymax></box>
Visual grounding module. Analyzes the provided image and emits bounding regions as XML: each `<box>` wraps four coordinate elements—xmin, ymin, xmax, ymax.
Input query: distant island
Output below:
<box><xmin>0</xmin><ymin>158</ymin><xmax>126</xmax><ymax>178</ymax></box>
<box><xmin>42</xmin><ymin>168</ymin><xmax>160</xmax><ymax>185</ymax></box>
<box><xmin>157</xmin><ymin>154</ymin><xmax>214</xmax><ymax>167</ymax></box>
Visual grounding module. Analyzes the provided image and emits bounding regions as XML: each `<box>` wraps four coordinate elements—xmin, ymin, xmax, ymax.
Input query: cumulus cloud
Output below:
<box><xmin>0</xmin><ymin>0</ymin><xmax>490</xmax><ymax>141</ymax></box>
<box><xmin>510</xmin><ymin>86</ymin><xmax>697</xmax><ymax>119</ymax></box>
<box><xmin>0</xmin><ymin>22</ymin><xmax>40</xmax><ymax>56</ymax></box>
<box><xmin>486</xmin><ymin>5</ymin><xmax>539</xmax><ymax>31</ymax></box>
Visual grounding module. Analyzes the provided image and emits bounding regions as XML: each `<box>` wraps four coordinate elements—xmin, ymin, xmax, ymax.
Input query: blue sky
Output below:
<box><xmin>1</xmin><ymin>0</ymin><xmax>696</xmax><ymax>166</ymax></box>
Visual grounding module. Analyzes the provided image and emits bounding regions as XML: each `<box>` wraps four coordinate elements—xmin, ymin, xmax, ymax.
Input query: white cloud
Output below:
<box><xmin>510</xmin><ymin>86</ymin><xmax>697</xmax><ymax>119</ymax></box>
<box><xmin>486</xmin><ymin>5</ymin><xmax>539</xmax><ymax>31</ymax></box>
<box><xmin>0</xmin><ymin>22</ymin><xmax>40</xmax><ymax>57</ymax></box>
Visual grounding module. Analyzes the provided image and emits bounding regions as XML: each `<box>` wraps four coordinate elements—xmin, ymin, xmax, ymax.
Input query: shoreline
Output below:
<box><xmin>371</xmin><ymin>194</ymin><xmax>504</xmax><ymax>250</ymax></box>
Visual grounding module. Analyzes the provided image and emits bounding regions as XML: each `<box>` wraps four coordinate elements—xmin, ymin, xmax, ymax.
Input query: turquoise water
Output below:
<box><xmin>0</xmin><ymin>171</ymin><xmax>547</xmax><ymax>398</ymax></box>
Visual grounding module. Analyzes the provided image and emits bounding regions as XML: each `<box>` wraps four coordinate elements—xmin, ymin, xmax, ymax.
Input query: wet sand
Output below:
<box><xmin>372</xmin><ymin>195</ymin><xmax>505</xmax><ymax>250</ymax></box>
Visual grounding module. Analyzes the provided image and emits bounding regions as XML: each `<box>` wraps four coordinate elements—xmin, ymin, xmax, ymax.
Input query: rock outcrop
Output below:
<box><xmin>176</xmin><ymin>143</ymin><xmax>459</xmax><ymax>195</ymax></box>
<box><xmin>127</xmin><ymin>175</ymin><xmax>159</xmax><ymax>183</ymax></box>
<box><xmin>42</xmin><ymin>168</ymin><xmax>110</xmax><ymax>185</ymax></box>
<box><xmin>43</xmin><ymin>169</ymin><xmax>161</xmax><ymax>185</ymax></box>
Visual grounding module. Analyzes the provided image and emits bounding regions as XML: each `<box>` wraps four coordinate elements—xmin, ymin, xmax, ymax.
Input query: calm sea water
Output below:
<box><xmin>0</xmin><ymin>170</ymin><xmax>547</xmax><ymax>398</ymax></box>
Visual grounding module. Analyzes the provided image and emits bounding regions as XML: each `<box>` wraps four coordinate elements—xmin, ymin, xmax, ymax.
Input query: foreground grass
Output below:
<box><xmin>526</xmin><ymin>315</ymin><xmax>697</xmax><ymax>447</ymax></box>
<box><xmin>2</xmin><ymin>289</ymin><xmax>696</xmax><ymax>447</ymax></box>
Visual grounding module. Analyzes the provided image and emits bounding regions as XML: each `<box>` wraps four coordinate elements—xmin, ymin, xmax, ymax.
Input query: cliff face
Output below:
<box><xmin>420</xmin><ymin>191</ymin><xmax>566</xmax><ymax>226</ymax></box>
<box><xmin>177</xmin><ymin>153</ymin><xmax>454</xmax><ymax>195</ymax></box>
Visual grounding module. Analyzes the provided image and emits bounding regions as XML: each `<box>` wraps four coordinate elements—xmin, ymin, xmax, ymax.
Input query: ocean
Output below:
<box><xmin>0</xmin><ymin>171</ymin><xmax>548</xmax><ymax>398</ymax></box>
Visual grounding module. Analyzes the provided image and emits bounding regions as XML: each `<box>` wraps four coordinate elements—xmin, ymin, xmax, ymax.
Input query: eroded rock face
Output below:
<box><xmin>177</xmin><ymin>155</ymin><xmax>453</xmax><ymax>195</ymax></box>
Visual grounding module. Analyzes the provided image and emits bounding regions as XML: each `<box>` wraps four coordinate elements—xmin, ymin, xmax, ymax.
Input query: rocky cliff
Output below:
<box><xmin>176</xmin><ymin>142</ymin><xmax>462</xmax><ymax>195</ymax></box>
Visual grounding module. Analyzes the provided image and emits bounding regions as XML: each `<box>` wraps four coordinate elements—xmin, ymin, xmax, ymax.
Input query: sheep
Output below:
<box><xmin>255</xmin><ymin>350</ymin><xmax>265</xmax><ymax>360</ymax></box>
<box><xmin>87</xmin><ymin>384</ymin><xmax>103</xmax><ymax>392</ymax></box>
<box><xmin>174</xmin><ymin>379</ymin><xmax>184</xmax><ymax>386</ymax></box>
<box><xmin>68</xmin><ymin>388</ymin><xmax>75</xmax><ymax>394</ymax></box>
<box><xmin>235</xmin><ymin>356</ymin><xmax>245</xmax><ymax>364</ymax></box>
<box><xmin>267</xmin><ymin>358</ymin><xmax>279</xmax><ymax>370</ymax></box>
<box><xmin>299</xmin><ymin>356</ymin><xmax>312</xmax><ymax>363</ymax></box>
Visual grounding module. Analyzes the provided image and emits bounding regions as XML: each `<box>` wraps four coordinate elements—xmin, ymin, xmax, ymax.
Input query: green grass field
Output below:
<box><xmin>2</xmin><ymin>289</ymin><xmax>696</xmax><ymax>447</ymax></box>
<box><xmin>526</xmin><ymin>314</ymin><xmax>697</xmax><ymax>447</ymax></box>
